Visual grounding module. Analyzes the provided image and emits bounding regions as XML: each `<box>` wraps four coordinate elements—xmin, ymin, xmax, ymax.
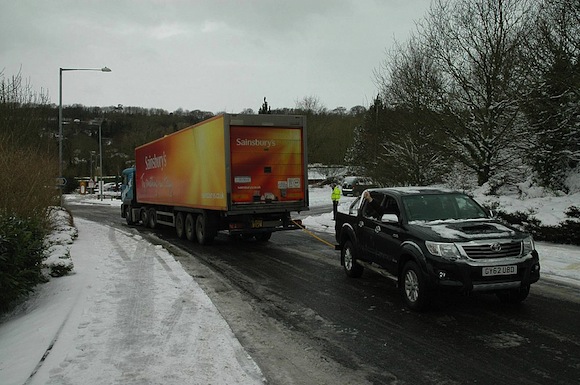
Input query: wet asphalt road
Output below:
<box><xmin>69</xmin><ymin>202</ymin><xmax>580</xmax><ymax>385</ymax></box>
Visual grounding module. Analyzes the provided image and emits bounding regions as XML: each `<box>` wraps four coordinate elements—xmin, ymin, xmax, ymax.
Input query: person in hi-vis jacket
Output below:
<box><xmin>331</xmin><ymin>183</ymin><xmax>341</xmax><ymax>220</ymax></box>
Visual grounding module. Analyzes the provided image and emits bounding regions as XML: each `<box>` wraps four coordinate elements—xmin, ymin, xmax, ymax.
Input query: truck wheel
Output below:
<box><xmin>255</xmin><ymin>232</ymin><xmax>272</xmax><ymax>242</ymax></box>
<box><xmin>175</xmin><ymin>212</ymin><xmax>185</xmax><ymax>239</ymax></box>
<box><xmin>185</xmin><ymin>213</ymin><xmax>196</xmax><ymax>241</ymax></box>
<box><xmin>342</xmin><ymin>240</ymin><xmax>363</xmax><ymax>278</ymax></box>
<box><xmin>148</xmin><ymin>208</ymin><xmax>157</xmax><ymax>229</ymax></box>
<box><xmin>400</xmin><ymin>261</ymin><xmax>429</xmax><ymax>311</ymax></box>
<box><xmin>496</xmin><ymin>284</ymin><xmax>530</xmax><ymax>304</ymax></box>
<box><xmin>125</xmin><ymin>206</ymin><xmax>134</xmax><ymax>225</ymax></box>
<box><xmin>196</xmin><ymin>213</ymin><xmax>215</xmax><ymax>245</ymax></box>
<box><xmin>140</xmin><ymin>208</ymin><xmax>149</xmax><ymax>227</ymax></box>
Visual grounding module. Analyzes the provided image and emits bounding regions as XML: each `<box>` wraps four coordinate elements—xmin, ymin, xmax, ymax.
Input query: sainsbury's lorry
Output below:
<box><xmin>121</xmin><ymin>114</ymin><xmax>308</xmax><ymax>244</ymax></box>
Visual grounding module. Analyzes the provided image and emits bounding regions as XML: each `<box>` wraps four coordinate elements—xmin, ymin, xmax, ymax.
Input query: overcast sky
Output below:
<box><xmin>1</xmin><ymin>0</ymin><xmax>432</xmax><ymax>114</ymax></box>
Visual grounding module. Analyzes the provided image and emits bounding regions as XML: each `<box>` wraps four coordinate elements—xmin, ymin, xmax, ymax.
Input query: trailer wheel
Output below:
<box><xmin>175</xmin><ymin>212</ymin><xmax>185</xmax><ymax>239</ymax></box>
<box><xmin>140</xmin><ymin>208</ymin><xmax>149</xmax><ymax>227</ymax></box>
<box><xmin>196</xmin><ymin>212</ymin><xmax>215</xmax><ymax>245</ymax></box>
<box><xmin>185</xmin><ymin>213</ymin><xmax>196</xmax><ymax>241</ymax></box>
<box><xmin>148</xmin><ymin>208</ymin><xmax>157</xmax><ymax>229</ymax></box>
<box><xmin>124</xmin><ymin>206</ymin><xmax>134</xmax><ymax>225</ymax></box>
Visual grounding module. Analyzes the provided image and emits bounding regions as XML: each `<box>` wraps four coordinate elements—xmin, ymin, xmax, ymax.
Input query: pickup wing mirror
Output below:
<box><xmin>381</xmin><ymin>214</ymin><xmax>399</xmax><ymax>224</ymax></box>
<box><xmin>348</xmin><ymin>197</ymin><xmax>362</xmax><ymax>215</ymax></box>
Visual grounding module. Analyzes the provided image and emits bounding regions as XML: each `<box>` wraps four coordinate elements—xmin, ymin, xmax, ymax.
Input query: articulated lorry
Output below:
<box><xmin>121</xmin><ymin>114</ymin><xmax>308</xmax><ymax>244</ymax></box>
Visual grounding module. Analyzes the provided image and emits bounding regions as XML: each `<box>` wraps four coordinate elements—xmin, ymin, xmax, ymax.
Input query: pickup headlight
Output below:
<box><xmin>425</xmin><ymin>241</ymin><xmax>463</xmax><ymax>261</ymax></box>
<box><xmin>522</xmin><ymin>236</ymin><xmax>535</xmax><ymax>256</ymax></box>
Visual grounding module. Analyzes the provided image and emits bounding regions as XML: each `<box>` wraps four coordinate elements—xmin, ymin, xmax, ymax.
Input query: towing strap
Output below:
<box><xmin>292</xmin><ymin>220</ymin><xmax>335</xmax><ymax>248</ymax></box>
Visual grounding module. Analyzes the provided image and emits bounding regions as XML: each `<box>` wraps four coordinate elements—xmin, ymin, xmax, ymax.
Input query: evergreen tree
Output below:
<box><xmin>523</xmin><ymin>0</ymin><xmax>580</xmax><ymax>191</ymax></box>
<box><xmin>258</xmin><ymin>97</ymin><xmax>271</xmax><ymax>114</ymax></box>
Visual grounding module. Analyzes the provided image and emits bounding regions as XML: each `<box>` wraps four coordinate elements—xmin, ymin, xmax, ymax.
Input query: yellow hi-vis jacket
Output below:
<box><xmin>331</xmin><ymin>186</ymin><xmax>341</xmax><ymax>202</ymax></box>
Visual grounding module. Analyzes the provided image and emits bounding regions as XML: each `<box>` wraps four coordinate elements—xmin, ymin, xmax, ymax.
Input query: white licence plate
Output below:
<box><xmin>482</xmin><ymin>265</ymin><xmax>517</xmax><ymax>276</ymax></box>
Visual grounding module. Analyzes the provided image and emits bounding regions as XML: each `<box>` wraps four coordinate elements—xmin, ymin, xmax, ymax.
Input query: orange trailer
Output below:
<box><xmin>121</xmin><ymin>114</ymin><xmax>308</xmax><ymax>244</ymax></box>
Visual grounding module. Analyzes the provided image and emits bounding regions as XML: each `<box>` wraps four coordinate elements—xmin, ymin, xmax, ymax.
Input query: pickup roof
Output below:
<box><xmin>335</xmin><ymin>187</ymin><xmax>540</xmax><ymax>311</ymax></box>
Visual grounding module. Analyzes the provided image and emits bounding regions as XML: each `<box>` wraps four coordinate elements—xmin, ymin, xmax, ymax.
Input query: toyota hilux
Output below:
<box><xmin>335</xmin><ymin>187</ymin><xmax>540</xmax><ymax>311</ymax></box>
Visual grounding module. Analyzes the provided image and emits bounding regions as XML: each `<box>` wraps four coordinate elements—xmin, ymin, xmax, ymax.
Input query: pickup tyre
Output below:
<box><xmin>400</xmin><ymin>260</ymin><xmax>429</xmax><ymax>311</ymax></box>
<box><xmin>335</xmin><ymin>187</ymin><xmax>541</xmax><ymax>311</ymax></box>
<box><xmin>342</xmin><ymin>240</ymin><xmax>364</xmax><ymax>278</ymax></box>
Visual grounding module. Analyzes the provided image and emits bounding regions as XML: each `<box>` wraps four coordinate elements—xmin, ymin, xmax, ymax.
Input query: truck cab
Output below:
<box><xmin>120</xmin><ymin>167</ymin><xmax>136</xmax><ymax>224</ymax></box>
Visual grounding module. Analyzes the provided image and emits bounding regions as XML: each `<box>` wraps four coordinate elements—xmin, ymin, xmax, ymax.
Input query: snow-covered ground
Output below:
<box><xmin>1</xmin><ymin>186</ymin><xmax>579</xmax><ymax>385</ymax></box>
<box><xmin>0</xmin><ymin>201</ymin><xmax>265</xmax><ymax>385</ymax></box>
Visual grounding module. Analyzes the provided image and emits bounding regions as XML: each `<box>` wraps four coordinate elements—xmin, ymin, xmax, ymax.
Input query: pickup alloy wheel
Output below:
<box><xmin>401</xmin><ymin>260</ymin><xmax>428</xmax><ymax>311</ymax></box>
<box><xmin>342</xmin><ymin>240</ymin><xmax>363</xmax><ymax>278</ymax></box>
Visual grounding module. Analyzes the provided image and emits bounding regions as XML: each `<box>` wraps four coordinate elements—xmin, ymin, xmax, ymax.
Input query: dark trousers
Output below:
<box><xmin>333</xmin><ymin>200</ymin><xmax>338</xmax><ymax>219</ymax></box>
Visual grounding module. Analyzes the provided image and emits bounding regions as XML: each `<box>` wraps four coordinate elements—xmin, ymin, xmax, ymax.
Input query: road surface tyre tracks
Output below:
<box><xmin>106</xmin><ymin>229</ymin><xmax>194</xmax><ymax>383</ymax></box>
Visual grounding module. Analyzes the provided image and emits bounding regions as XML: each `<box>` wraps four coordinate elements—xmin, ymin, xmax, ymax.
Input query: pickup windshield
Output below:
<box><xmin>401</xmin><ymin>193</ymin><xmax>488</xmax><ymax>222</ymax></box>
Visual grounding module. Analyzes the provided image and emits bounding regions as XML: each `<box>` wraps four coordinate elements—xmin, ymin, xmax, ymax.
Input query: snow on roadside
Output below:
<box><xmin>0</xmin><ymin>215</ymin><xmax>264</xmax><ymax>385</ymax></box>
<box><xmin>43</xmin><ymin>207</ymin><xmax>78</xmax><ymax>277</ymax></box>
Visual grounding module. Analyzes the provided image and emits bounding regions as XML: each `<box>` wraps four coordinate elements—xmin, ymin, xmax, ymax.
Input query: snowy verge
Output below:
<box><xmin>0</xmin><ymin>217</ymin><xmax>265</xmax><ymax>385</ymax></box>
<box><xmin>42</xmin><ymin>207</ymin><xmax>78</xmax><ymax>277</ymax></box>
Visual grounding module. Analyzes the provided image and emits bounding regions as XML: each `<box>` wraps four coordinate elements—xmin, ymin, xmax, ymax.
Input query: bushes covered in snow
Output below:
<box><xmin>0</xmin><ymin>215</ymin><xmax>48</xmax><ymax>311</ymax></box>
<box><xmin>43</xmin><ymin>207</ymin><xmax>77</xmax><ymax>278</ymax></box>
<box><xmin>0</xmin><ymin>208</ymin><xmax>77</xmax><ymax>312</ymax></box>
<box><xmin>475</xmin><ymin>177</ymin><xmax>580</xmax><ymax>246</ymax></box>
<box><xmin>493</xmin><ymin>206</ymin><xmax>580</xmax><ymax>246</ymax></box>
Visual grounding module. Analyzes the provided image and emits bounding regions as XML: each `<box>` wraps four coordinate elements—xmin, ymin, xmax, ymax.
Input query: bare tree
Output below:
<box><xmin>0</xmin><ymin>69</ymin><xmax>52</xmax><ymax>149</ymax></box>
<box><xmin>372</xmin><ymin>36</ymin><xmax>451</xmax><ymax>185</ymax></box>
<box><xmin>422</xmin><ymin>0</ymin><xmax>534</xmax><ymax>186</ymax></box>
<box><xmin>376</xmin><ymin>36</ymin><xmax>445</xmax><ymax>111</ymax></box>
<box><xmin>295</xmin><ymin>95</ymin><xmax>326</xmax><ymax>114</ymax></box>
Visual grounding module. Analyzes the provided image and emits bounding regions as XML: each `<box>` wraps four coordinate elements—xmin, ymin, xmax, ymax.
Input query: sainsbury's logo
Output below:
<box><xmin>235</xmin><ymin>138</ymin><xmax>276</xmax><ymax>147</ymax></box>
<box><xmin>145</xmin><ymin>152</ymin><xmax>167</xmax><ymax>170</ymax></box>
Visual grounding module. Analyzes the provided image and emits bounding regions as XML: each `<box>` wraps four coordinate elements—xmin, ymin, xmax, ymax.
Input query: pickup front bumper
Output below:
<box><xmin>425</xmin><ymin>251</ymin><xmax>541</xmax><ymax>293</ymax></box>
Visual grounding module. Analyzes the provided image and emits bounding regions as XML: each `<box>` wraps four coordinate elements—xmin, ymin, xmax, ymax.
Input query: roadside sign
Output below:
<box><xmin>56</xmin><ymin>177</ymin><xmax>67</xmax><ymax>187</ymax></box>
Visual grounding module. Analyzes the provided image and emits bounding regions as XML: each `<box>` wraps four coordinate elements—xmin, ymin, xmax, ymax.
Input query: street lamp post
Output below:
<box><xmin>58</xmin><ymin>67</ymin><xmax>111</xmax><ymax>203</ymax></box>
<box><xmin>98</xmin><ymin>119</ymin><xmax>104</xmax><ymax>201</ymax></box>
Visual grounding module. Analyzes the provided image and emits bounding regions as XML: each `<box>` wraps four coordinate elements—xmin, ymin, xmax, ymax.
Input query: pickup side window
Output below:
<box><xmin>362</xmin><ymin>193</ymin><xmax>401</xmax><ymax>222</ymax></box>
<box><xmin>363</xmin><ymin>193</ymin><xmax>383</xmax><ymax>220</ymax></box>
<box><xmin>382</xmin><ymin>196</ymin><xmax>400</xmax><ymax>216</ymax></box>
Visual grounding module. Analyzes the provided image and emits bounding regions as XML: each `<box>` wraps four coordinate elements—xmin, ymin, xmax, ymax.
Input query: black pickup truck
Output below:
<box><xmin>335</xmin><ymin>187</ymin><xmax>540</xmax><ymax>311</ymax></box>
